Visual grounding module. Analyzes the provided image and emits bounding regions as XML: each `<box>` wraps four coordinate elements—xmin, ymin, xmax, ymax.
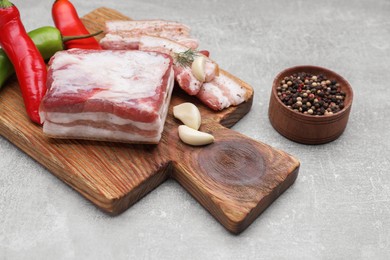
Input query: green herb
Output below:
<box><xmin>173</xmin><ymin>49</ymin><xmax>199</xmax><ymax>67</ymax></box>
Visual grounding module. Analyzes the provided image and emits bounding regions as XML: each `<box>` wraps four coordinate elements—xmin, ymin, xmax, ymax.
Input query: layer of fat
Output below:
<box><xmin>105</xmin><ymin>20</ymin><xmax>191</xmax><ymax>33</ymax></box>
<box><xmin>158</xmin><ymin>68</ymin><xmax>175</xmax><ymax>132</ymax></box>
<box><xmin>139</xmin><ymin>35</ymin><xmax>188</xmax><ymax>54</ymax></box>
<box><xmin>100</xmin><ymin>33</ymin><xmax>199</xmax><ymax>51</ymax></box>
<box><xmin>50</xmin><ymin>50</ymin><xmax>171</xmax><ymax>103</ymax></box>
<box><xmin>44</xmin><ymin>112</ymin><xmax>161</xmax><ymax>131</ymax></box>
<box><xmin>43</xmin><ymin>121</ymin><xmax>161</xmax><ymax>143</ymax></box>
<box><xmin>100</xmin><ymin>34</ymin><xmax>139</xmax><ymax>49</ymax></box>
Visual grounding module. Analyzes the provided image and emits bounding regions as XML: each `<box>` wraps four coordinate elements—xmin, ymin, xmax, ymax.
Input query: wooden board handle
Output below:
<box><xmin>167</xmin><ymin>123</ymin><xmax>300</xmax><ymax>233</ymax></box>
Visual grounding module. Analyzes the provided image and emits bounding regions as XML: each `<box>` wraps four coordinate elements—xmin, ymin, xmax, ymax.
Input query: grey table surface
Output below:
<box><xmin>1</xmin><ymin>0</ymin><xmax>389</xmax><ymax>259</ymax></box>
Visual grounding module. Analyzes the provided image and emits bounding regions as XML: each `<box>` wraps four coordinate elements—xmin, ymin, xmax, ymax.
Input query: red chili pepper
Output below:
<box><xmin>0</xmin><ymin>0</ymin><xmax>47</xmax><ymax>124</ymax></box>
<box><xmin>52</xmin><ymin>0</ymin><xmax>102</xmax><ymax>50</ymax></box>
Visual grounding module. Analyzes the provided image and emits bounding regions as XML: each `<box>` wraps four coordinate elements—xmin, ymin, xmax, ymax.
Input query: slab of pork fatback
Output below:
<box><xmin>39</xmin><ymin>49</ymin><xmax>174</xmax><ymax>144</ymax></box>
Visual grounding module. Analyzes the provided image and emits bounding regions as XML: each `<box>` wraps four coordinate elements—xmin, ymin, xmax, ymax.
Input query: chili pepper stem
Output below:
<box><xmin>62</xmin><ymin>30</ymin><xmax>103</xmax><ymax>43</ymax></box>
<box><xmin>0</xmin><ymin>0</ymin><xmax>13</xmax><ymax>8</ymax></box>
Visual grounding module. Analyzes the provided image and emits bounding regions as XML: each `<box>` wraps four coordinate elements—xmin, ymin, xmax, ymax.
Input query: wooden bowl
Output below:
<box><xmin>268</xmin><ymin>65</ymin><xmax>353</xmax><ymax>144</ymax></box>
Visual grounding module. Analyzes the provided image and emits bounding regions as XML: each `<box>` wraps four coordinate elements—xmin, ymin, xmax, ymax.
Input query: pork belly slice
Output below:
<box><xmin>100</xmin><ymin>20</ymin><xmax>199</xmax><ymax>50</ymax></box>
<box><xmin>196</xmin><ymin>71</ymin><xmax>252</xmax><ymax>111</ymax></box>
<box><xmin>139</xmin><ymin>36</ymin><xmax>250</xmax><ymax>110</ymax></box>
<box><xmin>138</xmin><ymin>36</ymin><xmax>218</xmax><ymax>95</ymax></box>
<box><xmin>40</xmin><ymin>49</ymin><xmax>174</xmax><ymax>144</ymax></box>
<box><xmin>106</xmin><ymin>20</ymin><xmax>192</xmax><ymax>33</ymax></box>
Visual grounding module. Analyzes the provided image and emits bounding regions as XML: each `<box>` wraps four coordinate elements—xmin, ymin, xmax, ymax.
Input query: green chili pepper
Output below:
<box><xmin>0</xmin><ymin>49</ymin><xmax>13</xmax><ymax>88</ymax></box>
<box><xmin>0</xmin><ymin>26</ymin><xmax>102</xmax><ymax>89</ymax></box>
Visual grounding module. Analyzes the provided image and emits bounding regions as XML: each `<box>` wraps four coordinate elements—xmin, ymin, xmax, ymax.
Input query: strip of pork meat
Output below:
<box><xmin>138</xmin><ymin>35</ymin><xmax>218</xmax><ymax>95</ymax></box>
<box><xmin>100</xmin><ymin>20</ymin><xmax>199</xmax><ymax>50</ymax></box>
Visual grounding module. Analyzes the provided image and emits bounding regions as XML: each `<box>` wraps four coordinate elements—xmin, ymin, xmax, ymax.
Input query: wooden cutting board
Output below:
<box><xmin>0</xmin><ymin>7</ymin><xmax>299</xmax><ymax>234</ymax></box>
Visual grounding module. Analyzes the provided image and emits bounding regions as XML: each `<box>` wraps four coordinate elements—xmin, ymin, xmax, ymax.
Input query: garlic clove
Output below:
<box><xmin>178</xmin><ymin>125</ymin><xmax>214</xmax><ymax>146</ymax></box>
<box><xmin>191</xmin><ymin>55</ymin><xmax>206</xmax><ymax>82</ymax></box>
<box><xmin>173</xmin><ymin>102</ymin><xmax>201</xmax><ymax>130</ymax></box>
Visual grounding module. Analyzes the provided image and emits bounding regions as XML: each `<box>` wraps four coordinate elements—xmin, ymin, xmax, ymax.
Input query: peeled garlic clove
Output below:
<box><xmin>178</xmin><ymin>125</ymin><xmax>214</xmax><ymax>146</ymax></box>
<box><xmin>191</xmin><ymin>55</ymin><xmax>206</xmax><ymax>82</ymax></box>
<box><xmin>173</xmin><ymin>102</ymin><xmax>201</xmax><ymax>130</ymax></box>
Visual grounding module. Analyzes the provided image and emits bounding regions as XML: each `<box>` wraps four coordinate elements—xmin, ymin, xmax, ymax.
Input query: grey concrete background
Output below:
<box><xmin>1</xmin><ymin>0</ymin><xmax>389</xmax><ymax>259</ymax></box>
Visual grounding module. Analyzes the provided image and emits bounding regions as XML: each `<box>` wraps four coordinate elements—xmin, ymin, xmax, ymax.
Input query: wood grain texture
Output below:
<box><xmin>0</xmin><ymin>7</ymin><xmax>299</xmax><ymax>234</ymax></box>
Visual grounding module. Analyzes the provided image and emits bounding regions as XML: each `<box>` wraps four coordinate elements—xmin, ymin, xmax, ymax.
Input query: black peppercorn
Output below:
<box><xmin>277</xmin><ymin>72</ymin><xmax>346</xmax><ymax>116</ymax></box>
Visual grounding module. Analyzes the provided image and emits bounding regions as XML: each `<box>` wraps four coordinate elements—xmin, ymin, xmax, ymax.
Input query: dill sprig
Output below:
<box><xmin>173</xmin><ymin>49</ymin><xmax>199</xmax><ymax>67</ymax></box>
